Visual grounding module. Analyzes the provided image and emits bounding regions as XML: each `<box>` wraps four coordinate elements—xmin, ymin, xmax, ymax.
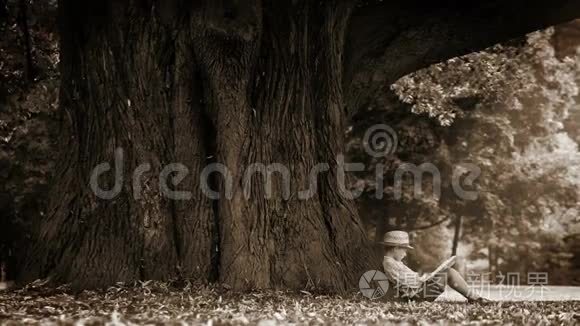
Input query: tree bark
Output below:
<box><xmin>451</xmin><ymin>216</ymin><xmax>462</xmax><ymax>255</ymax></box>
<box><xmin>18</xmin><ymin>0</ymin><xmax>35</xmax><ymax>82</ymax></box>
<box><xmin>18</xmin><ymin>0</ymin><xmax>215</xmax><ymax>288</ymax></box>
<box><xmin>191</xmin><ymin>0</ymin><xmax>375</xmax><ymax>291</ymax></box>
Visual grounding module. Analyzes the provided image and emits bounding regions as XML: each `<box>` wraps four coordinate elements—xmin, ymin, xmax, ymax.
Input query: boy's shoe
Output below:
<box><xmin>467</xmin><ymin>296</ymin><xmax>491</xmax><ymax>304</ymax></box>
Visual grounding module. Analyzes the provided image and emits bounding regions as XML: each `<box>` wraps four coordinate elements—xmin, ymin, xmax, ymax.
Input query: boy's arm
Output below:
<box><xmin>382</xmin><ymin>258</ymin><xmax>421</xmax><ymax>288</ymax></box>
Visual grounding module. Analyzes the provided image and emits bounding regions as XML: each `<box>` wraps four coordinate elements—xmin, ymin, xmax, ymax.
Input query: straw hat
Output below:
<box><xmin>380</xmin><ymin>230</ymin><xmax>414</xmax><ymax>249</ymax></box>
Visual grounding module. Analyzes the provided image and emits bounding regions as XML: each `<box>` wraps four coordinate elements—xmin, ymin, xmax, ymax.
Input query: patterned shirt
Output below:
<box><xmin>382</xmin><ymin>256</ymin><xmax>422</xmax><ymax>290</ymax></box>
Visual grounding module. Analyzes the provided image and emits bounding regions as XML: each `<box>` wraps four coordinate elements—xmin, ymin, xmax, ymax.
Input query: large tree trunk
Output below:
<box><xmin>18</xmin><ymin>0</ymin><xmax>376</xmax><ymax>292</ymax></box>
<box><xmin>18</xmin><ymin>0</ymin><xmax>216</xmax><ymax>288</ymax></box>
<box><xmin>196</xmin><ymin>1</ymin><xmax>375</xmax><ymax>291</ymax></box>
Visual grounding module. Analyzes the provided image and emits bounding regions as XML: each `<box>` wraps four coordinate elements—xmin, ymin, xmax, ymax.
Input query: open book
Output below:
<box><xmin>402</xmin><ymin>256</ymin><xmax>457</xmax><ymax>299</ymax></box>
<box><xmin>419</xmin><ymin>255</ymin><xmax>457</xmax><ymax>282</ymax></box>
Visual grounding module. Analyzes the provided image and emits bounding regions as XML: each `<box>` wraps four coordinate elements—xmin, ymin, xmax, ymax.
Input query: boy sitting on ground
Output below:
<box><xmin>381</xmin><ymin>230</ymin><xmax>489</xmax><ymax>303</ymax></box>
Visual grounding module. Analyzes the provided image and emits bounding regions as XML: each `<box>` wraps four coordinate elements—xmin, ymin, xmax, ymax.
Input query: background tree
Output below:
<box><xmin>0</xmin><ymin>0</ymin><xmax>59</xmax><ymax>283</ymax></box>
<box><xmin>348</xmin><ymin>27</ymin><xmax>580</xmax><ymax>284</ymax></box>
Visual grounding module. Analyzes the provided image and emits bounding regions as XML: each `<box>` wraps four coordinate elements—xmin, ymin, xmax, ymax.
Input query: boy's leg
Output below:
<box><xmin>445</xmin><ymin>268</ymin><xmax>480</xmax><ymax>300</ymax></box>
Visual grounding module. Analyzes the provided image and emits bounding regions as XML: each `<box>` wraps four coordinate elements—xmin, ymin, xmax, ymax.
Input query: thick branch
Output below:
<box><xmin>345</xmin><ymin>0</ymin><xmax>580</xmax><ymax>114</ymax></box>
